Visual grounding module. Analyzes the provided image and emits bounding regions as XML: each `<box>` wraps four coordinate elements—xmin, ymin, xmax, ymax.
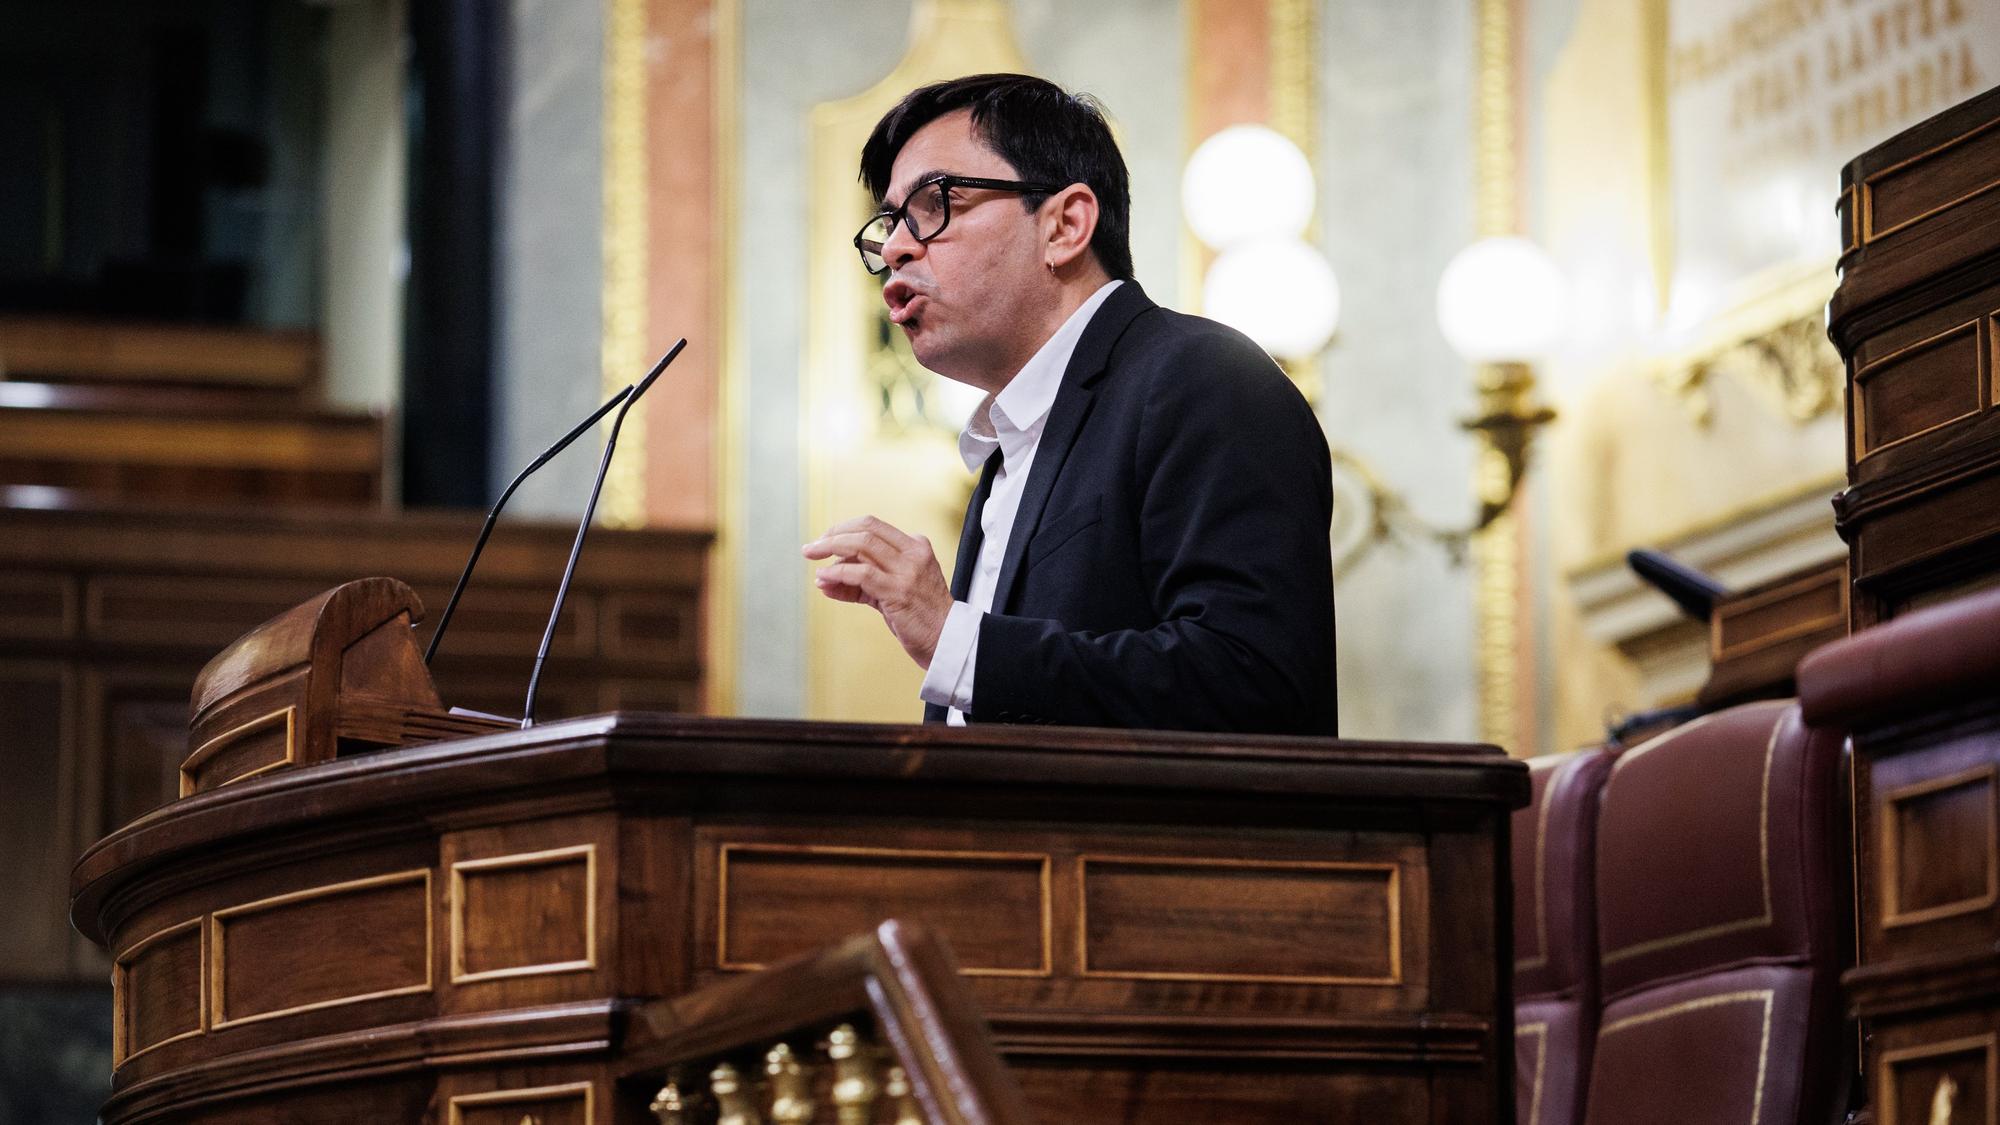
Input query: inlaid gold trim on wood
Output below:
<box><xmin>1861</xmin><ymin>113</ymin><xmax>2000</xmax><ymax>245</ymax></box>
<box><xmin>450</xmin><ymin>844</ymin><xmax>600</xmax><ymax>984</ymax></box>
<box><xmin>1603</xmin><ymin>716</ymin><xmax>1777</xmax><ymax>964</ymax></box>
<box><xmin>446</xmin><ymin>1081</ymin><xmax>595</xmax><ymax>1125</ymax></box>
<box><xmin>180</xmin><ymin>705</ymin><xmax>296</xmax><ymax>796</ymax></box>
<box><xmin>1852</xmin><ymin>319</ymin><xmax>1988</xmax><ymax>464</ymax></box>
<box><xmin>208</xmin><ymin>869</ymin><xmax>433</xmax><ymax>1029</ymax></box>
<box><xmin>1881</xmin><ymin>765</ymin><xmax>1999</xmax><ymax>930</ymax></box>
<box><xmin>1709</xmin><ymin>568</ymin><xmax>1848</xmax><ymax>663</ymax></box>
<box><xmin>1878</xmin><ymin>1032</ymin><xmax>1999</xmax><ymax>1125</ymax></box>
<box><xmin>715</xmin><ymin>843</ymin><xmax>1053</xmax><ymax>977</ymax></box>
<box><xmin>112</xmin><ymin>916</ymin><xmax>204</xmax><ymax>1067</ymax></box>
<box><xmin>1075</xmin><ymin>854</ymin><xmax>1403</xmax><ymax>986</ymax></box>
<box><xmin>1989</xmin><ymin>315</ymin><xmax>2000</xmax><ymax>409</ymax></box>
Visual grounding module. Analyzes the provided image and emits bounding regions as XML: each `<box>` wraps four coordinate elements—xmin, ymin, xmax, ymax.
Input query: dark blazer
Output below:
<box><xmin>923</xmin><ymin>281</ymin><xmax>1338</xmax><ymax>735</ymax></box>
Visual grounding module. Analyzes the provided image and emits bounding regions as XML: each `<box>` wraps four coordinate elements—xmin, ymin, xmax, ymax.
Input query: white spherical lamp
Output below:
<box><xmin>1202</xmin><ymin>237</ymin><xmax>1342</xmax><ymax>361</ymax></box>
<box><xmin>1182</xmin><ymin>125</ymin><xmax>1316</xmax><ymax>251</ymax></box>
<box><xmin>1435</xmin><ymin>236</ymin><xmax>1569</xmax><ymax>363</ymax></box>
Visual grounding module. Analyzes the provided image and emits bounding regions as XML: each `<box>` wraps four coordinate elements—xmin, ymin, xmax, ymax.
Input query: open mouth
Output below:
<box><xmin>883</xmin><ymin>279</ymin><xmax>927</xmax><ymax>326</ymax></box>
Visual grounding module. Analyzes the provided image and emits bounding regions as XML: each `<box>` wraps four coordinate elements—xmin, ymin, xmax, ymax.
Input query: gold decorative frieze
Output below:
<box><xmin>1655</xmin><ymin>311</ymin><xmax>1845</xmax><ymax>427</ymax></box>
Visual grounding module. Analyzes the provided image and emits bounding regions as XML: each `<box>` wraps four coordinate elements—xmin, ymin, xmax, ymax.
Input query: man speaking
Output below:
<box><xmin>803</xmin><ymin>73</ymin><xmax>1338</xmax><ymax>735</ymax></box>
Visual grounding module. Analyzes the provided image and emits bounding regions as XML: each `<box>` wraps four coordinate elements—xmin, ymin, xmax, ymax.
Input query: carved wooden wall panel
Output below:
<box><xmin>0</xmin><ymin>502</ymin><xmax>707</xmax><ymax>984</ymax></box>
<box><xmin>0</xmin><ymin>660</ymin><xmax>73</xmax><ymax>974</ymax></box>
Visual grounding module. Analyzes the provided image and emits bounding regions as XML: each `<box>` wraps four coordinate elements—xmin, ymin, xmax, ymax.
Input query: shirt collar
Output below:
<box><xmin>957</xmin><ymin>279</ymin><xmax>1122</xmax><ymax>473</ymax></box>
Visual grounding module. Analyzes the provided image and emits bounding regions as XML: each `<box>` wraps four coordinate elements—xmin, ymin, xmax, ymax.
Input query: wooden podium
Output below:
<box><xmin>70</xmin><ymin>583</ymin><xmax>1528</xmax><ymax>1123</ymax></box>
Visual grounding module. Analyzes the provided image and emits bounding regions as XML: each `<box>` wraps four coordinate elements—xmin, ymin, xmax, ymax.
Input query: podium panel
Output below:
<box><xmin>72</xmin><ymin>713</ymin><xmax>1527</xmax><ymax>1123</ymax></box>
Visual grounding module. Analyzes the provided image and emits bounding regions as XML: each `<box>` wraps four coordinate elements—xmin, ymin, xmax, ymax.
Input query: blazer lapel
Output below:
<box><xmin>991</xmin><ymin>282</ymin><xmax>1155</xmax><ymax>613</ymax></box>
<box><xmin>949</xmin><ymin>450</ymin><xmax>1002</xmax><ymax>600</ymax></box>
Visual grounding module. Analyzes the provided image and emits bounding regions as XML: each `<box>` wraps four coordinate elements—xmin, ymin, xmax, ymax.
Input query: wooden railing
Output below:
<box><xmin>620</xmin><ymin>920</ymin><xmax>1034</xmax><ymax>1125</ymax></box>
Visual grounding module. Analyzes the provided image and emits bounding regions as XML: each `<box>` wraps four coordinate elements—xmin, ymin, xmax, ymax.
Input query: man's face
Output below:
<box><xmin>877</xmin><ymin>109</ymin><xmax>1051</xmax><ymax>390</ymax></box>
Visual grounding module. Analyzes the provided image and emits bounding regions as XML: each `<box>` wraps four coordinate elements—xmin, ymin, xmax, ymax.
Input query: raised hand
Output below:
<box><xmin>803</xmin><ymin>515</ymin><xmax>954</xmax><ymax>669</ymax></box>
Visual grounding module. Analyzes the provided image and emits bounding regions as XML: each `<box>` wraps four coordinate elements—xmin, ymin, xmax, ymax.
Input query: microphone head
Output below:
<box><xmin>631</xmin><ymin>338</ymin><xmax>689</xmax><ymax>403</ymax></box>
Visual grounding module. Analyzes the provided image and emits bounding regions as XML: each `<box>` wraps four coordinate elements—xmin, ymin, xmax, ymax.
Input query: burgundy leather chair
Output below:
<box><xmin>1581</xmin><ymin>700</ymin><xmax>1847</xmax><ymax>1125</ymax></box>
<box><xmin>1513</xmin><ymin>747</ymin><xmax>1615</xmax><ymax>1125</ymax></box>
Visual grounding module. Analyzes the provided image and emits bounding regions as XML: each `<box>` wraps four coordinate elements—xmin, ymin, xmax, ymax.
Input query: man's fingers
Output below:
<box><xmin>802</xmin><ymin>530</ymin><xmax>890</xmax><ymax>565</ymax></box>
<box><xmin>804</xmin><ymin>516</ymin><xmax>918</xmax><ymax>558</ymax></box>
<box><xmin>812</xmin><ymin>561</ymin><xmax>875</xmax><ymax>597</ymax></box>
<box><xmin>813</xmin><ymin>577</ymin><xmax>868</xmax><ymax>604</ymax></box>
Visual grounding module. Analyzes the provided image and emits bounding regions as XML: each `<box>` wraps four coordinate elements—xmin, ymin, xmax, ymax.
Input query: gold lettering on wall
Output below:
<box><xmin>1671</xmin><ymin>0</ymin><xmax>1987</xmax><ymax>150</ymax></box>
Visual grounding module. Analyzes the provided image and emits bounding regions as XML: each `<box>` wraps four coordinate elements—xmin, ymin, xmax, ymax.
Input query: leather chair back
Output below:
<box><xmin>1581</xmin><ymin>700</ymin><xmax>1846</xmax><ymax>1125</ymax></box>
<box><xmin>1514</xmin><ymin>747</ymin><xmax>1614</xmax><ymax>1125</ymax></box>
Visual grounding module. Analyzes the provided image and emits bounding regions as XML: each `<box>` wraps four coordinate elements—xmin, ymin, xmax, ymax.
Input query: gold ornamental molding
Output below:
<box><xmin>1473</xmin><ymin>0</ymin><xmax>1523</xmax><ymax>751</ymax></box>
<box><xmin>600</xmin><ymin>0</ymin><xmax>649</xmax><ymax>527</ymax></box>
<box><xmin>1271</xmin><ymin>0</ymin><xmax>1322</xmax><ymax>402</ymax></box>
<box><xmin>1648</xmin><ymin>263</ymin><xmax>1844</xmax><ymax>427</ymax></box>
<box><xmin>713</xmin><ymin>0</ymin><xmax>743</xmax><ymax>714</ymax></box>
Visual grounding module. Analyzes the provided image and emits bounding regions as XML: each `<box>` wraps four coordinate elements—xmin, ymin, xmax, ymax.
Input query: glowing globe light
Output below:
<box><xmin>1435</xmin><ymin>236</ymin><xmax>1569</xmax><ymax>363</ymax></box>
<box><xmin>1202</xmin><ymin>237</ymin><xmax>1343</xmax><ymax>361</ymax></box>
<box><xmin>1181</xmin><ymin>125</ymin><xmax>1316</xmax><ymax>251</ymax></box>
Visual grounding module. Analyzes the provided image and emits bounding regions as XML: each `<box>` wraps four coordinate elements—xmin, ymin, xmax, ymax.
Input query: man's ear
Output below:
<box><xmin>1043</xmin><ymin>184</ymin><xmax>1101</xmax><ymax>271</ymax></box>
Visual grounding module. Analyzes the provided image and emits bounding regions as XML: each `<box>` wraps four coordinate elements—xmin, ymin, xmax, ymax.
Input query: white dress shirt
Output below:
<box><xmin>920</xmin><ymin>280</ymin><xmax>1123</xmax><ymax>724</ymax></box>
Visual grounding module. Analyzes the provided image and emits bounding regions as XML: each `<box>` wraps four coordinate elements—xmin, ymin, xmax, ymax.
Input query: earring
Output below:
<box><xmin>1046</xmin><ymin>259</ymin><xmax>1057</xmax><ymax>274</ymax></box>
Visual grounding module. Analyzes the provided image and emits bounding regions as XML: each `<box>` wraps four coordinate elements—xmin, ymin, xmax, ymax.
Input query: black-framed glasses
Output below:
<box><xmin>854</xmin><ymin>173</ymin><xmax>1065</xmax><ymax>275</ymax></box>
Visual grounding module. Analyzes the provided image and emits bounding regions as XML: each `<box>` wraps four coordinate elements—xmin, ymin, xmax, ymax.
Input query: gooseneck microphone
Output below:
<box><xmin>424</xmin><ymin>384</ymin><xmax>638</xmax><ymax>666</ymax></box>
<box><xmin>521</xmin><ymin>338</ymin><xmax>687</xmax><ymax>728</ymax></box>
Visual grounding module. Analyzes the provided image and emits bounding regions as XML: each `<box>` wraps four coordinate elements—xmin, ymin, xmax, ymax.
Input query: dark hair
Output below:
<box><xmin>859</xmin><ymin>73</ymin><xmax>1134</xmax><ymax>281</ymax></box>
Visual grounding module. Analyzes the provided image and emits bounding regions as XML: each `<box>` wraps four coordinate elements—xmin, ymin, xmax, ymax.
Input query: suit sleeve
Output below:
<box><xmin>968</xmin><ymin>333</ymin><xmax>1338</xmax><ymax>734</ymax></box>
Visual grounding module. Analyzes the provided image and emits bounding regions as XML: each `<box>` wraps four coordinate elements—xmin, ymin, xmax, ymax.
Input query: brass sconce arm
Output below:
<box><xmin>1330</xmin><ymin>361</ymin><xmax>1555</xmax><ymax>573</ymax></box>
